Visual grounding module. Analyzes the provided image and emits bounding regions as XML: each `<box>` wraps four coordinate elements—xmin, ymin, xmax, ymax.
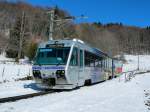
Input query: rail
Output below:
<box><xmin>0</xmin><ymin>91</ymin><xmax>54</xmax><ymax>104</ymax></box>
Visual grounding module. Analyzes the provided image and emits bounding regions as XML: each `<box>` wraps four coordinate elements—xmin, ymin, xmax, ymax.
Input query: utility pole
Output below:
<box><xmin>137</xmin><ymin>32</ymin><xmax>140</xmax><ymax>71</ymax></box>
<box><xmin>18</xmin><ymin>11</ymin><xmax>25</xmax><ymax>60</ymax></box>
<box><xmin>47</xmin><ymin>8</ymin><xmax>87</xmax><ymax>40</ymax></box>
<box><xmin>47</xmin><ymin>9</ymin><xmax>55</xmax><ymax>40</ymax></box>
<box><xmin>137</xmin><ymin>41</ymin><xmax>140</xmax><ymax>71</ymax></box>
<box><xmin>137</xmin><ymin>54</ymin><xmax>139</xmax><ymax>70</ymax></box>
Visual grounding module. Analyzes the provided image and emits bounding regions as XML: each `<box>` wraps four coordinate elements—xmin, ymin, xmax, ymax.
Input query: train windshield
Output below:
<box><xmin>34</xmin><ymin>47</ymin><xmax>70</xmax><ymax>65</ymax></box>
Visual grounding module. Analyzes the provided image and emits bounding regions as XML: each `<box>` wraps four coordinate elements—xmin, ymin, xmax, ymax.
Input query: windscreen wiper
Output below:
<box><xmin>56</xmin><ymin>61</ymin><xmax>61</xmax><ymax>66</ymax></box>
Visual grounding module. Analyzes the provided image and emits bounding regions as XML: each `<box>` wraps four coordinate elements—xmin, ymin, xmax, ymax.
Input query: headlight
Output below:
<box><xmin>56</xmin><ymin>70</ymin><xmax>65</xmax><ymax>78</ymax></box>
<box><xmin>61</xmin><ymin>70</ymin><xmax>65</xmax><ymax>75</ymax></box>
<box><xmin>32</xmin><ymin>70</ymin><xmax>42</xmax><ymax>79</ymax></box>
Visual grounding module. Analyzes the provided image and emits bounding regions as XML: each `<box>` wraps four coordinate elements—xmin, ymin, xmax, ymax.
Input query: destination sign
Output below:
<box><xmin>46</xmin><ymin>44</ymin><xmax>64</xmax><ymax>48</ymax></box>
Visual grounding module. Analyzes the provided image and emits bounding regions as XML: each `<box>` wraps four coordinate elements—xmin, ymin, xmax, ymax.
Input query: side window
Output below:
<box><xmin>85</xmin><ymin>51</ymin><xmax>100</xmax><ymax>67</ymax></box>
<box><xmin>105</xmin><ymin>59</ymin><xmax>107</xmax><ymax>69</ymax></box>
<box><xmin>103</xmin><ymin>60</ymin><xmax>105</xmax><ymax>69</ymax></box>
<box><xmin>80</xmin><ymin>50</ymin><xmax>83</xmax><ymax>67</ymax></box>
<box><xmin>84</xmin><ymin>51</ymin><xmax>91</xmax><ymax>67</ymax></box>
<box><xmin>70</xmin><ymin>47</ymin><xmax>78</xmax><ymax>66</ymax></box>
<box><xmin>95</xmin><ymin>60</ymin><xmax>99</xmax><ymax>67</ymax></box>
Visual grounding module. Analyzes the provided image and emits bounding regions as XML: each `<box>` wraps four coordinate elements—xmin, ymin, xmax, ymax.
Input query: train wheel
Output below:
<box><xmin>84</xmin><ymin>79</ymin><xmax>91</xmax><ymax>86</ymax></box>
<box><xmin>108</xmin><ymin>76</ymin><xmax>112</xmax><ymax>80</ymax></box>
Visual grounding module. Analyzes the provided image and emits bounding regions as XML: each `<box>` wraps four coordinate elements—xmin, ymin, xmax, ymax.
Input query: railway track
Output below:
<box><xmin>0</xmin><ymin>90</ymin><xmax>54</xmax><ymax>104</ymax></box>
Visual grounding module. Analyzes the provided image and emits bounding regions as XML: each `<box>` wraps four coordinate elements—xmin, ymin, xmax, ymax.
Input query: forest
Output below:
<box><xmin>0</xmin><ymin>1</ymin><xmax>150</xmax><ymax>60</ymax></box>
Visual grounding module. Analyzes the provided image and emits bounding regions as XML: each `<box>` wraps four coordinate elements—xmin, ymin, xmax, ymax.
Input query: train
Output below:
<box><xmin>32</xmin><ymin>38</ymin><xmax>123</xmax><ymax>89</ymax></box>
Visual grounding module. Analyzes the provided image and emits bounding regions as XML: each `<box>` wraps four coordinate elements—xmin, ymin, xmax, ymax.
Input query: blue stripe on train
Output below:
<box><xmin>32</xmin><ymin>66</ymin><xmax>65</xmax><ymax>70</ymax></box>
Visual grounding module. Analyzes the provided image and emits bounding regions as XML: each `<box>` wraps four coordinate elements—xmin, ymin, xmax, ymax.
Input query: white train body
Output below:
<box><xmin>32</xmin><ymin>39</ymin><xmax>114</xmax><ymax>89</ymax></box>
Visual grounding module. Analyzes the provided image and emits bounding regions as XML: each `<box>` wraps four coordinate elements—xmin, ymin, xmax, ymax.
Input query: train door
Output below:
<box><xmin>78</xmin><ymin>49</ymin><xmax>85</xmax><ymax>86</ymax></box>
<box><xmin>68</xmin><ymin>47</ymin><xmax>79</xmax><ymax>86</ymax></box>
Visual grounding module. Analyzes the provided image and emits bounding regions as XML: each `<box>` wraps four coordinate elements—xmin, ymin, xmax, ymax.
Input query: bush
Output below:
<box><xmin>6</xmin><ymin>49</ymin><xmax>18</xmax><ymax>58</ymax></box>
<box><xmin>26</xmin><ymin>42</ymin><xmax>38</xmax><ymax>61</ymax></box>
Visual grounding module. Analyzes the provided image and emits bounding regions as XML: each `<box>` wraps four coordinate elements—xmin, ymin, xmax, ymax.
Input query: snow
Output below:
<box><xmin>0</xmin><ymin>73</ymin><xmax>149</xmax><ymax>112</ymax></box>
<box><xmin>0</xmin><ymin>55</ymin><xmax>149</xmax><ymax>112</ymax></box>
<box><xmin>0</xmin><ymin>54</ymin><xmax>35</xmax><ymax>98</ymax></box>
<box><xmin>0</xmin><ymin>64</ymin><xmax>32</xmax><ymax>82</ymax></box>
<box><xmin>0</xmin><ymin>80</ymin><xmax>39</xmax><ymax>98</ymax></box>
<box><xmin>0</xmin><ymin>54</ymin><xmax>32</xmax><ymax>82</ymax></box>
<box><xmin>0</xmin><ymin>53</ymin><xmax>14</xmax><ymax>62</ymax></box>
<box><xmin>123</xmin><ymin>55</ymin><xmax>150</xmax><ymax>72</ymax></box>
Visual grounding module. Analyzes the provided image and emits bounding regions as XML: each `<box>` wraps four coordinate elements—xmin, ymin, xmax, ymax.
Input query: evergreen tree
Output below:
<box><xmin>26</xmin><ymin>42</ymin><xmax>37</xmax><ymax>61</ymax></box>
<box><xmin>7</xmin><ymin>15</ymin><xmax>21</xmax><ymax>58</ymax></box>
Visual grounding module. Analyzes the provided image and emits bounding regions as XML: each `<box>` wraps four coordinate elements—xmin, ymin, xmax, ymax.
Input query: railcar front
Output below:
<box><xmin>32</xmin><ymin>40</ymin><xmax>78</xmax><ymax>89</ymax></box>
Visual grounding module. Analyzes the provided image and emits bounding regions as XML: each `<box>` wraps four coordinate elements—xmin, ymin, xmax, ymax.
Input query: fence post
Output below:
<box><xmin>119</xmin><ymin>73</ymin><xmax>121</xmax><ymax>82</ymax></box>
<box><xmin>2</xmin><ymin>66</ymin><xmax>5</xmax><ymax>82</ymax></box>
<box><xmin>124</xmin><ymin>73</ymin><xmax>126</xmax><ymax>82</ymax></box>
<box><xmin>129</xmin><ymin>73</ymin><xmax>131</xmax><ymax>81</ymax></box>
<box><xmin>29</xmin><ymin>68</ymin><xmax>30</xmax><ymax>76</ymax></box>
<box><xmin>17</xmin><ymin>69</ymin><xmax>20</xmax><ymax>76</ymax></box>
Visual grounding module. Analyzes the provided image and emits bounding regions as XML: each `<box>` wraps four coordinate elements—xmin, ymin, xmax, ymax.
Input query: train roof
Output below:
<box><xmin>38</xmin><ymin>38</ymin><xmax>111</xmax><ymax>58</ymax></box>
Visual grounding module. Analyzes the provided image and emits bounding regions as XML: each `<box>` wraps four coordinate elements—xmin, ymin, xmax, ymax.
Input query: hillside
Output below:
<box><xmin>0</xmin><ymin>1</ymin><xmax>150</xmax><ymax>58</ymax></box>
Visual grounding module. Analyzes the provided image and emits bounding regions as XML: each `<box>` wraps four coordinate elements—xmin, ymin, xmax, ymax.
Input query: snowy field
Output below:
<box><xmin>0</xmin><ymin>54</ymin><xmax>32</xmax><ymax>82</ymax></box>
<box><xmin>0</xmin><ymin>55</ymin><xmax>150</xmax><ymax>112</ymax></box>
<box><xmin>123</xmin><ymin>55</ymin><xmax>150</xmax><ymax>72</ymax></box>
<box><xmin>0</xmin><ymin>72</ymin><xmax>150</xmax><ymax>112</ymax></box>
<box><xmin>0</xmin><ymin>80</ymin><xmax>39</xmax><ymax>98</ymax></box>
<box><xmin>0</xmin><ymin>64</ymin><xmax>32</xmax><ymax>82</ymax></box>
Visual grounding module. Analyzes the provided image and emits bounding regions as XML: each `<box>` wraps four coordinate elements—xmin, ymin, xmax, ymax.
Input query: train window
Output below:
<box><xmin>85</xmin><ymin>51</ymin><xmax>101</xmax><ymax>67</ymax></box>
<box><xmin>80</xmin><ymin>50</ymin><xmax>83</xmax><ymax>67</ymax></box>
<box><xmin>90</xmin><ymin>62</ymin><xmax>94</xmax><ymax>67</ymax></box>
<box><xmin>35</xmin><ymin>47</ymin><xmax>70</xmax><ymax>65</ymax></box>
<box><xmin>100</xmin><ymin>61</ymin><xmax>103</xmax><ymax>68</ymax></box>
<box><xmin>101</xmin><ymin>59</ymin><xmax>104</xmax><ymax>67</ymax></box>
<box><xmin>95</xmin><ymin>61</ymin><xmax>99</xmax><ymax>67</ymax></box>
<box><xmin>70</xmin><ymin>47</ymin><xmax>78</xmax><ymax>66</ymax></box>
<box><xmin>103</xmin><ymin>60</ymin><xmax>105</xmax><ymax>69</ymax></box>
<box><xmin>95</xmin><ymin>57</ymin><xmax>101</xmax><ymax>67</ymax></box>
<box><xmin>62</xmin><ymin>49</ymin><xmax>70</xmax><ymax>63</ymax></box>
<box><xmin>104</xmin><ymin>60</ymin><xmax>106</xmax><ymax>69</ymax></box>
<box><xmin>47</xmin><ymin>51</ymin><xmax>56</xmax><ymax>57</ymax></box>
<box><xmin>84</xmin><ymin>51</ymin><xmax>91</xmax><ymax>67</ymax></box>
<box><xmin>38</xmin><ymin>52</ymin><xmax>44</xmax><ymax>58</ymax></box>
<box><xmin>91</xmin><ymin>55</ymin><xmax>95</xmax><ymax>67</ymax></box>
<box><xmin>105</xmin><ymin>59</ymin><xmax>107</xmax><ymax>69</ymax></box>
<box><xmin>107</xmin><ymin>59</ymin><xmax>109</xmax><ymax>69</ymax></box>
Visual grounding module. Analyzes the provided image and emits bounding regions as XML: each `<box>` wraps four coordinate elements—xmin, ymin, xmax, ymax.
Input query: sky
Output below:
<box><xmin>25</xmin><ymin>0</ymin><xmax>150</xmax><ymax>27</ymax></box>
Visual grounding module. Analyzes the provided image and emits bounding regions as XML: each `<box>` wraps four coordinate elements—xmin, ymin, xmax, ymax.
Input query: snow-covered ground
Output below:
<box><xmin>0</xmin><ymin>54</ymin><xmax>32</xmax><ymax>82</ymax></box>
<box><xmin>0</xmin><ymin>72</ymin><xmax>149</xmax><ymax>112</ymax></box>
<box><xmin>0</xmin><ymin>64</ymin><xmax>32</xmax><ymax>82</ymax></box>
<box><xmin>0</xmin><ymin>55</ymin><xmax>149</xmax><ymax>112</ymax></box>
<box><xmin>0</xmin><ymin>53</ymin><xmax>14</xmax><ymax>62</ymax></box>
<box><xmin>123</xmin><ymin>55</ymin><xmax>150</xmax><ymax>72</ymax></box>
<box><xmin>0</xmin><ymin>80</ymin><xmax>39</xmax><ymax>98</ymax></box>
